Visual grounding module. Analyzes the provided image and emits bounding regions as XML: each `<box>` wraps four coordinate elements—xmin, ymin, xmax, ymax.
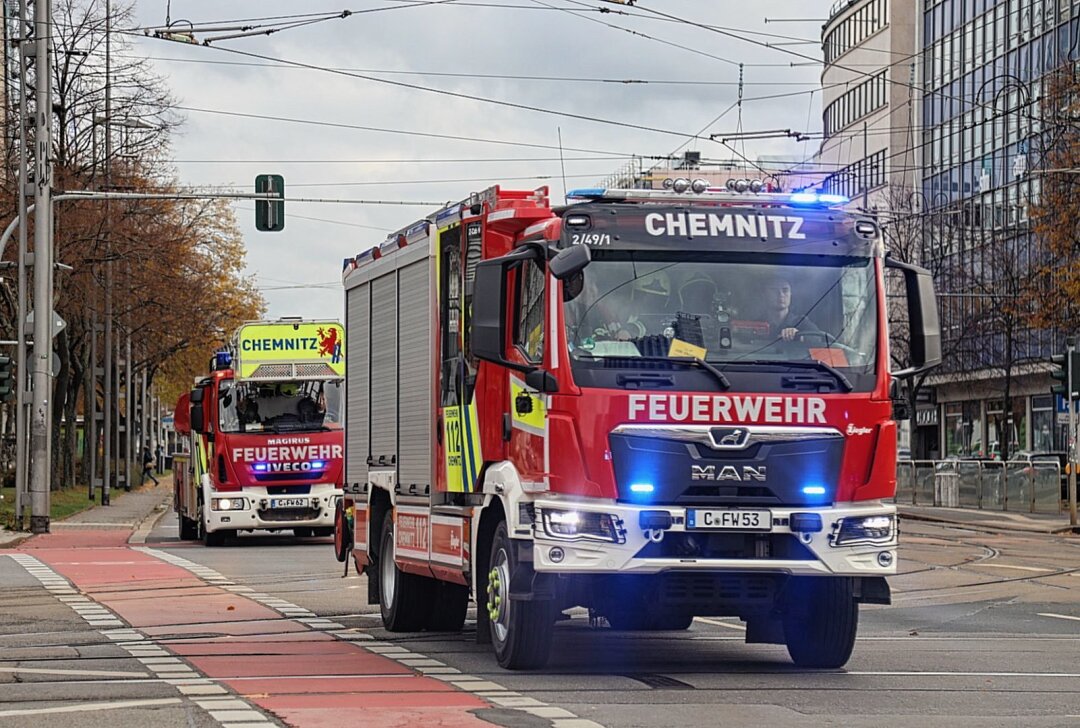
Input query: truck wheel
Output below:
<box><xmin>378</xmin><ymin>517</ymin><xmax>430</xmax><ymax>631</ymax></box>
<box><xmin>487</xmin><ymin>522</ymin><xmax>553</xmax><ymax>669</ymax></box>
<box><xmin>783</xmin><ymin>577</ymin><xmax>858</xmax><ymax>669</ymax></box>
<box><xmin>427</xmin><ymin>581</ymin><xmax>469</xmax><ymax>632</ymax></box>
<box><xmin>178</xmin><ymin>515</ymin><xmax>199</xmax><ymax>541</ymax></box>
<box><xmin>333</xmin><ymin>503</ymin><xmax>352</xmax><ymax>562</ymax></box>
<box><xmin>203</xmin><ymin>527</ymin><xmax>227</xmax><ymax>547</ymax></box>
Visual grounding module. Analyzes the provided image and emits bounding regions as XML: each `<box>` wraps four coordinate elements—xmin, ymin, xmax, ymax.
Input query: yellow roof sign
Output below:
<box><xmin>234</xmin><ymin>320</ymin><xmax>345</xmax><ymax>381</ymax></box>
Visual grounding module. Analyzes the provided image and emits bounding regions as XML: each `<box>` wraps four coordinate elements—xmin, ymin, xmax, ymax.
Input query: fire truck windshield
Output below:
<box><xmin>563</xmin><ymin>254</ymin><xmax>879</xmax><ymax>392</ymax></box>
<box><xmin>218</xmin><ymin>379</ymin><xmax>343</xmax><ymax>434</ymax></box>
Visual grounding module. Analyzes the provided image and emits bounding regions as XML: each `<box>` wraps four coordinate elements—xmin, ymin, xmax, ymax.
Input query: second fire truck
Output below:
<box><xmin>337</xmin><ymin>183</ymin><xmax>940</xmax><ymax>668</ymax></box>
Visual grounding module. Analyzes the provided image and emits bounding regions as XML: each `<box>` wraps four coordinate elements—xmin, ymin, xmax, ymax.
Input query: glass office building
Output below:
<box><xmin>920</xmin><ymin>0</ymin><xmax>1080</xmax><ymax>457</ymax></box>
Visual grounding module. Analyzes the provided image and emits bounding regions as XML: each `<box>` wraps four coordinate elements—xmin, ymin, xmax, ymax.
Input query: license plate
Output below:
<box><xmin>269</xmin><ymin>497</ymin><xmax>309</xmax><ymax>509</ymax></box>
<box><xmin>687</xmin><ymin>509</ymin><xmax>771</xmax><ymax>531</ymax></box>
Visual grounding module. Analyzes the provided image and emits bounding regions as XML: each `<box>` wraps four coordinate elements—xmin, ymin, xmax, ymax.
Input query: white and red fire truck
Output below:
<box><xmin>174</xmin><ymin>318</ymin><xmax>345</xmax><ymax>546</ymax></box>
<box><xmin>335</xmin><ymin>184</ymin><xmax>940</xmax><ymax>669</ymax></box>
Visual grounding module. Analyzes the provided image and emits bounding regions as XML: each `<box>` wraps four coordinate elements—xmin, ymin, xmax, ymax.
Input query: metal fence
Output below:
<box><xmin>895</xmin><ymin>459</ymin><xmax>1064</xmax><ymax>513</ymax></box>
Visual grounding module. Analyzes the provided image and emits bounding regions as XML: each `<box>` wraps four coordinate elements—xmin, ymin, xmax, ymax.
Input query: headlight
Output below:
<box><xmin>540</xmin><ymin>509</ymin><xmax>625</xmax><ymax>544</ymax></box>
<box><xmin>832</xmin><ymin>514</ymin><xmax>895</xmax><ymax>546</ymax></box>
<box><xmin>212</xmin><ymin>497</ymin><xmax>247</xmax><ymax>511</ymax></box>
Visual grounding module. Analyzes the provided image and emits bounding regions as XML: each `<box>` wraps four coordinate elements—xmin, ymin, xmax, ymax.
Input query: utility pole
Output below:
<box><xmin>14</xmin><ymin>0</ymin><xmax>31</xmax><ymax>529</ymax></box>
<box><xmin>1070</xmin><ymin>336</ymin><xmax>1078</xmax><ymax>527</ymax></box>
<box><xmin>29</xmin><ymin>0</ymin><xmax>53</xmax><ymax>533</ymax></box>
<box><xmin>102</xmin><ymin>0</ymin><xmax>113</xmax><ymax>505</ymax></box>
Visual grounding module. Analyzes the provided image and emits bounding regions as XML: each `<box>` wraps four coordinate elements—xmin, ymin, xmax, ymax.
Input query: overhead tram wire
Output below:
<box><xmin>613</xmin><ymin>1</ymin><xmax>1052</xmax><ymax>131</ymax></box>
<box><xmin>171</xmin><ymin>105</ymin><xmax>641</xmax><ymax>156</ymax></box>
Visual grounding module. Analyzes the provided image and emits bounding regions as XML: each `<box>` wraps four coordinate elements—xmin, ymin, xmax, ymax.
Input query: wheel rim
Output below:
<box><xmin>380</xmin><ymin>530</ymin><xmax>397</xmax><ymax>608</ymax></box>
<box><xmin>487</xmin><ymin>547</ymin><xmax>511</xmax><ymax>645</ymax></box>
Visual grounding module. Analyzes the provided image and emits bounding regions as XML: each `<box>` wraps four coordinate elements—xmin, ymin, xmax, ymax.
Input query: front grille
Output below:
<box><xmin>659</xmin><ymin>572</ymin><xmax>777</xmax><ymax>607</ymax></box>
<box><xmin>267</xmin><ymin>485</ymin><xmax>312</xmax><ymax>496</ymax></box>
<box><xmin>257</xmin><ymin>507</ymin><xmax>321</xmax><ymax>522</ymax></box>
<box><xmin>635</xmin><ymin>532</ymin><xmax>815</xmax><ymax>560</ymax></box>
<box><xmin>254</xmin><ymin>472</ymin><xmax>321</xmax><ymax>482</ymax></box>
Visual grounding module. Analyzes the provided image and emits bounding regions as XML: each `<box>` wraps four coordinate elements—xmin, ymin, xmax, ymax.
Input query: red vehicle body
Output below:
<box><xmin>336</xmin><ymin>185</ymin><xmax>940</xmax><ymax>668</ymax></box>
<box><xmin>174</xmin><ymin>319</ymin><xmax>345</xmax><ymax>546</ymax></box>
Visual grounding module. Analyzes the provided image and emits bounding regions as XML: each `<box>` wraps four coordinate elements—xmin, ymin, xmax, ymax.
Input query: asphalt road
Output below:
<box><xmin>2</xmin><ymin>501</ymin><xmax>1079</xmax><ymax>728</ymax></box>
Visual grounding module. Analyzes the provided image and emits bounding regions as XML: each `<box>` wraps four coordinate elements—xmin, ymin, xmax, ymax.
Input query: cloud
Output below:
<box><xmin>134</xmin><ymin>0</ymin><xmax>833</xmax><ymax>318</ymax></box>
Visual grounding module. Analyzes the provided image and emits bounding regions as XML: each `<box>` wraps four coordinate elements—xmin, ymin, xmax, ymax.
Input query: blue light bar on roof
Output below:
<box><xmin>789</xmin><ymin>191</ymin><xmax>849</xmax><ymax>207</ymax></box>
<box><xmin>567</xmin><ymin>188</ymin><xmax>607</xmax><ymax>199</ymax></box>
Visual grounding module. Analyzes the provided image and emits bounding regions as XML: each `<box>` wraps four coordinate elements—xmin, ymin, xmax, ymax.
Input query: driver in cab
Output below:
<box><xmin>762</xmin><ymin>273</ymin><xmax>818</xmax><ymax>342</ymax></box>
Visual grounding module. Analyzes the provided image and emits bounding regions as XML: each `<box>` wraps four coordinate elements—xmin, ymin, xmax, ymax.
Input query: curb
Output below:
<box><xmin>128</xmin><ymin>490</ymin><xmax>174</xmax><ymax>545</ymax></box>
<box><xmin>899</xmin><ymin>510</ymin><xmax>1076</xmax><ymax>535</ymax></box>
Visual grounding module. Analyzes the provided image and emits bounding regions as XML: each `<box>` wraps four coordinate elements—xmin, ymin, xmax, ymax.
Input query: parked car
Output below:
<box><xmin>1010</xmin><ymin>451</ymin><xmax>1068</xmax><ymax>500</ymax></box>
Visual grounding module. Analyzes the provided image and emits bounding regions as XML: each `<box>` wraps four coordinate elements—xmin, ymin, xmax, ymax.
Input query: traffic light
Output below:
<box><xmin>255</xmin><ymin>174</ymin><xmax>285</xmax><ymax>232</ymax></box>
<box><xmin>1050</xmin><ymin>351</ymin><xmax>1080</xmax><ymax>398</ymax></box>
<box><xmin>0</xmin><ymin>354</ymin><xmax>14</xmax><ymax>403</ymax></box>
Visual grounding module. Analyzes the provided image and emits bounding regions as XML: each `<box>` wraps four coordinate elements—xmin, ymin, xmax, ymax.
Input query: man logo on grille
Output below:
<box><xmin>712</xmin><ymin>427</ymin><xmax>750</xmax><ymax>449</ymax></box>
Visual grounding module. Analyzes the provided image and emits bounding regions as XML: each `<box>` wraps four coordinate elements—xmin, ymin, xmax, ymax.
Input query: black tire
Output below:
<box><xmin>606</xmin><ymin>611</ymin><xmax>693</xmax><ymax>631</ymax></box>
<box><xmin>203</xmin><ymin>527</ymin><xmax>227</xmax><ymax>547</ymax></box>
<box><xmin>378</xmin><ymin>517</ymin><xmax>431</xmax><ymax>632</ymax></box>
<box><xmin>487</xmin><ymin>522</ymin><xmax>554</xmax><ymax>669</ymax></box>
<box><xmin>427</xmin><ymin>581</ymin><xmax>469</xmax><ymax>632</ymax></box>
<box><xmin>333</xmin><ymin>505</ymin><xmax>351</xmax><ymax>562</ymax></box>
<box><xmin>178</xmin><ymin>514</ymin><xmax>199</xmax><ymax>540</ymax></box>
<box><xmin>293</xmin><ymin>527</ymin><xmax>315</xmax><ymax>538</ymax></box>
<box><xmin>783</xmin><ymin>577</ymin><xmax>858</xmax><ymax>668</ymax></box>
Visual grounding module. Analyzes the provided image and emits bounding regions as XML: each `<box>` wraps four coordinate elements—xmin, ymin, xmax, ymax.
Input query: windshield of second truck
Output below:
<box><xmin>218</xmin><ymin>379</ymin><xmax>343</xmax><ymax>434</ymax></box>
<box><xmin>563</xmin><ymin>254</ymin><xmax>878</xmax><ymax>387</ymax></box>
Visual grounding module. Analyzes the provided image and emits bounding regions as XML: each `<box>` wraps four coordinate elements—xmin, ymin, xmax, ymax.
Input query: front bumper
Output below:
<box><xmin>204</xmin><ymin>484</ymin><xmax>341</xmax><ymax>533</ymax></box>
<box><xmin>529</xmin><ymin>498</ymin><xmax>897</xmax><ymax>577</ymax></box>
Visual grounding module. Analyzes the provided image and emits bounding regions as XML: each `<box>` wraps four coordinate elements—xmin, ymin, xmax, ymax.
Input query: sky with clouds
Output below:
<box><xmin>129</xmin><ymin>0</ymin><xmax>835</xmax><ymax>320</ymax></box>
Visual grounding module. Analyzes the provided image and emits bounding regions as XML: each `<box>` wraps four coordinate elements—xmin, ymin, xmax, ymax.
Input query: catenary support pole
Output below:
<box><xmin>29</xmin><ymin>0</ymin><xmax>53</xmax><ymax>533</ymax></box>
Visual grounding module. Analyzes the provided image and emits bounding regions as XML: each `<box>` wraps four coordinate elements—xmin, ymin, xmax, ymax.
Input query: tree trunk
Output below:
<box><xmin>65</xmin><ymin>348</ymin><xmax>83</xmax><ymax>489</ymax></box>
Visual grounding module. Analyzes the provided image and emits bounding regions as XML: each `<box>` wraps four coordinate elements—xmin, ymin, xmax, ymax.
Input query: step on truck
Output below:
<box><xmin>336</xmin><ymin>184</ymin><xmax>940</xmax><ymax>668</ymax></box>
<box><xmin>173</xmin><ymin>318</ymin><xmax>345</xmax><ymax>546</ymax></box>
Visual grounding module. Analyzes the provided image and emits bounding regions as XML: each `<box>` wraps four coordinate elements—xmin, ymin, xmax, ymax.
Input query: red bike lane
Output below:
<box><xmin>11</xmin><ymin>528</ymin><xmax>492</xmax><ymax>728</ymax></box>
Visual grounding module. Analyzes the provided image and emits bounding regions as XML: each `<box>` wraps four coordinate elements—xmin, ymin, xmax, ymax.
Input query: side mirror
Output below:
<box><xmin>471</xmin><ymin>245</ymin><xmax>543</xmax><ymax>374</ymax></box>
<box><xmin>549</xmin><ymin>244</ymin><xmax>591</xmax><ymax>280</ymax></box>
<box><xmin>189</xmin><ymin>387</ymin><xmax>204</xmax><ymax>404</ymax></box>
<box><xmin>190</xmin><ymin>403</ymin><xmax>205</xmax><ymax>433</ymax></box>
<box><xmin>886</xmin><ymin>257</ymin><xmax>942</xmax><ymax>378</ymax></box>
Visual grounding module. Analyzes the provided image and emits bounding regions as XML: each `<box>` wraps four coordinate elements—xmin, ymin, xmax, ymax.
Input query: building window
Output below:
<box><xmin>824</xmin><ymin>0</ymin><xmax>889</xmax><ymax>64</ymax></box>
<box><xmin>824</xmin><ymin>71</ymin><xmax>888</xmax><ymax>137</ymax></box>
<box><xmin>820</xmin><ymin>149</ymin><xmax>887</xmax><ymax>200</ymax></box>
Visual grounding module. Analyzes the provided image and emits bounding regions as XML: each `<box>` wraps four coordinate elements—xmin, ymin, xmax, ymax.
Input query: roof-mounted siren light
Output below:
<box><xmin>749</xmin><ymin>179</ymin><xmax>764</xmax><ymax>193</ymax></box>
<box><xmin>671</xmin><ymin>178</ymin><xmax>691</xmax><ymax>193</ymax></box>
<box><xmin>725</xmin><ymin>179</ymin><xmax>737</xmax><ymax>192</ymax></box>
<box><xmin>662</xmin><ymin>178</ymin><xmax>675</xmax><ymax>189</ymax></box>
<box><xmin>690</xmin><ymin>178</ymin><xmax>710</xmax><ymax>194</ymax></box>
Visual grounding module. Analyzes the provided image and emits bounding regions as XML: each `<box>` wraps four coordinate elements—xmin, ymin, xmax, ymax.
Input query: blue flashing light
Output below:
<box><xmin>788</xmin><ymin>192</ymin><xmax>820</xmax><ymax>205</ymax></box>
<box><xmin>567</xmin><ymin>187</ymin><xmax>606</xmax><ymax>199</ymax></box>
<box><xmin>310</xmin><ymin>460</ymin><xmax>326</xmax><ymax>469</ymax></box>
<box><xmin>214</xmin><ymin>350</ymin><xmax>232</xmax><ymax>369</ymax></box>
<box><xmin>629</xmin><ymin>483</ymin><xmax>655</xmax><ymax>494</ymax></box>
<box><xmin>818</xmin><ymin>194</ymin><xmax>850</xmax><ymax>205</ymax></box>
<box><xmin>252</xmin><ymin>463</ymin><xmax>268</xmax><ymax>472</ymax></box>
<box><xmin>802</xmin><ymin>485</ymin><xmax>827</xmax><ymax>496</ymax></box>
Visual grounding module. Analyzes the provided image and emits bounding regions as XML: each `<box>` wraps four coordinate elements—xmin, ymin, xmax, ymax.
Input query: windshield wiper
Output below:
<box><xmin>721</xmin><ymin>359</ymin><xmax>853</xmax><ymax>392</ymax></box>
<box><xmin>580</xmin><ymin>353</ymin><xmax>730</xmax><ymax>390</ymax></box>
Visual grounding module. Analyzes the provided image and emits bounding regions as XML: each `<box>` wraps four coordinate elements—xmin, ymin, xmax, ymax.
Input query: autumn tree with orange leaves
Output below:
<box><xmin>0</xmin><ymin>0</ymin><xmax>264</xmax><ymax>492</ymax></box>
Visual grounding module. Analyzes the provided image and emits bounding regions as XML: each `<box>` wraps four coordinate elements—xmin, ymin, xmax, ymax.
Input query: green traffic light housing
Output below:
<box><xmin>255</xmin><ymin>174</ymin><xmax>285</xmax><ymax>232</ymax></box>
<box><xmin>1050</xmin><ymin>351</ymin><xmax>1080</xmax><ymax>399</ymax></box>
<box><xmin>0</xmin><ymin>354</ymin><xmax>14</xmax><ymax>403</ymax></box>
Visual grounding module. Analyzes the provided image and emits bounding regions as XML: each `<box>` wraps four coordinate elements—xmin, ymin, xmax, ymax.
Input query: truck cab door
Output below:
<box><xmin>504</xmin><ymin>256</ymin><xmax>550</xmax><ymax>488</ymax></box>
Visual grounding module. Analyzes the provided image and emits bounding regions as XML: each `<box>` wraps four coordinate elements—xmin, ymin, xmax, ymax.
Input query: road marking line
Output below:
<box><xmin>0</xmin><ymin>698</ymin><xmax>182</xmax><ymax>717</ymax></box>
<box><xmin>1038</xmin><ymin>612</ymin><xmax>1080</xmax><ymax>622</ymax></box>
<box><xmin>846</xmin><ymin>670</ymin><xmax>1080</xmax><ymax>677</ymax></box>
<box><xmin>976</xmin><ymin>564</ymin><xmax>1054</xmax><ymax>572</ymax></box>
<box><xmin>694</xmin><ymin>617</ymin><xmax>747</xmax><ymax>631</ymax></box>
<box><xmin>0</xmin><ymin>667</ymin><xmax>149</xmax><ymax>678</ymax></box>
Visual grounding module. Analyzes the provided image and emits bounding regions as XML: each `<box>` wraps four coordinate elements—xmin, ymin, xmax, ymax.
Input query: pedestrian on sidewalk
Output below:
<box><xmin>141</xmin><ymin>446</ymin><xmax>160</xmax><ymax>486</ymax></box>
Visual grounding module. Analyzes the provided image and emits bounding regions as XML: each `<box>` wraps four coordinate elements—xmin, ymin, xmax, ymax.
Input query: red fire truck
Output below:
<box><xmin>336</xmin><ymin>184</ymin><xmax>939</xmax><ymax>668</ymax></box>
<box><xmin>173</xmin><ymin>318</ymin><xmax>345</xmax><ymax>546</ymax></box>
